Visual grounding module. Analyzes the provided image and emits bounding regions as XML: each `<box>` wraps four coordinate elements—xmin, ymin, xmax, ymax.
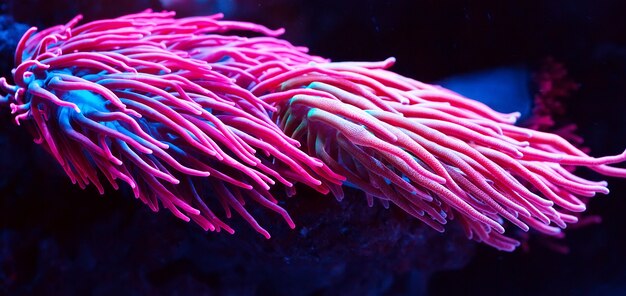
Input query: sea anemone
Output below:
<box><xmin>1</xmin><ymin>10</ymin><xmax>625</xmax><ymax>251</ymax></box>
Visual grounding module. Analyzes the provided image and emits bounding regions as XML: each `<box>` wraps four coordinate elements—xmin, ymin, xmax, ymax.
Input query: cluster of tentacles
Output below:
<box><xmin>1</xmin><ymin>10</ymin><xmax>625</xmax><ymax>251</ymax></box>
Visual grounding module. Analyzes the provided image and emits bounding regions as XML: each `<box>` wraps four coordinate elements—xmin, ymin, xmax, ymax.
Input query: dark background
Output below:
<box><xmin>2</xmin><ymin>0</ymin><xmax>626</xmax><ymax>295</ymax></box>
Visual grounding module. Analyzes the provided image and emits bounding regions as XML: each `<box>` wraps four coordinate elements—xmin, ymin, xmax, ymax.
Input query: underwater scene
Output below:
<box><xmin>1</xmin><ymin>0</ymin><xmax>626</xmax><ymax>295</ymax></box>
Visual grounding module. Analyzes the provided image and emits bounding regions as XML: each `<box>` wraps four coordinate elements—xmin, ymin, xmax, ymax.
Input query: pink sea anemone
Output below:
<box><xmin>0</xmin><ymin>11</ymin><xmax>343</xmax><ymax>238</ymax></box>
<box><xmin>1</xmin><ymin>10</ymin><xmax>625</xmax><ymax>251</ymax></box>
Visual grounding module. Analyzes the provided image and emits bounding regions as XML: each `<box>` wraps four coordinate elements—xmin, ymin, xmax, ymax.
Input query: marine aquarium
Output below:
<box><xmin>1</xmin><ymin>1</ymin><xmax>626</xmax><ymax>295</ymax></box>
